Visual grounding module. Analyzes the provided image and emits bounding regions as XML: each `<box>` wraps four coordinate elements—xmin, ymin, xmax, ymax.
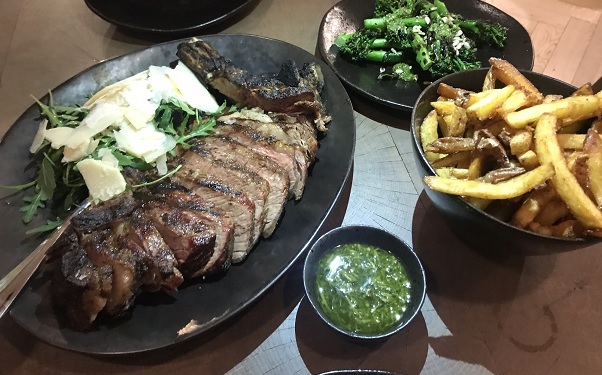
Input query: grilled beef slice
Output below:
<box><xmin>190</xmin><ymin>136</ymin><xmax>289</xmax><ymax>237</ymax></box>
<box><xmin>176</xmin><ymin>38</ymin><xmax>331</xmax><ymax>131</ymax></box>
<box><xmin>188</xmin><ymin>142</ymin><xmax>272</xmax><ymax>232</ymax></box>
<box><xmin>214</xmin><ymin>123</ymin><xmax>304</xmax><ymax>199</ymax></box>
<box><xmin>52</xmin><ymin>239</ymin><xmax>113</xmax><ymax>330</ymax></box>
<box><xmin>154</xmin><ymin>188</ymin><xmax>235</xmax><ymax>276</ymax></box>
<box><xmin>169</xmin><ymin>170</ymin><xmax>256</xmax><ymax>263</ymax></box>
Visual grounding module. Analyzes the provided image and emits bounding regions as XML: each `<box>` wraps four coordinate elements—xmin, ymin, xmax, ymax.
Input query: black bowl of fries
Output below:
<box><xmin>411</xmin><ymin>59</ymin><xmax>602</xmax><ymax>254</ymax></box>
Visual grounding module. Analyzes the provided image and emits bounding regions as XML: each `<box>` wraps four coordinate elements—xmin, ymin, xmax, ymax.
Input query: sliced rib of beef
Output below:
<box><xmin>112</xmin><ymin>215</ymin><xmax>183</xmax><ymax>292</ymax></box>
<box><xmin>191</xmin><ymin>136</ymin><xmax>289</xmax><ymax>237</ymax></box>
<box><xmin>51</xmin><ymin>237</ymin><xmax>113</xmax><ymax>330</ymax></box>
<box><xmin>214</xmin><ymin>123</ymin><xmax>305</xmax><ymax>199</ymax></box>
<box><xmin>78</xmin><ymin>229</ymin><xmax>143</xmax><ymax>317</ymax></box>
<box><xmin>153</xmin><ymin>188</ymin><xmax>235</xmax><ymax>276</ymax></box>
<box><xmin>71</xmin><ymin>191</ymin><xmax>138</xmax><ymax>234</ymax></box>
<box><xmin>169</xmin><ymin>172</ymin><xmax>255</xmax><ymax>263</ymax></box>
<box><xmin>138</xmin><ymin>202</ymin><xmax>217</xmax><ymax>277</ymax></box>
<box><xmin>176</xmin><ymin>39</ymin><xmax>331</xmax><ymax>131</ymax></box>
<box><xmin>188</xmin><ymin>141</ymin><xmax>272</xmax><ymax>233</ymax></box>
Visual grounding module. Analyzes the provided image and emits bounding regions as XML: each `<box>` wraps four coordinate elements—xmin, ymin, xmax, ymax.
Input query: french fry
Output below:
<box><xmin>534</xmin><ymin>113</ymin><xmax>602</xmax><ymax>229</ymax></box>
<box><xmin>482</xmin><ymin>67</ymin><xmax>496</xmax><ymax>91</ymax></box>
<box><xmin>584</xmin><ymin>129</ymin><xmax>602</xmax><ymax>206</ymax></box>
<box><xmin>489</xmin><ymin>57</ymin><xmax>544</xmax><ymax>104</ymax></box>
<box><xmin>466</xmin><ymin>85</ymin><xmax>516</xmax><ymax>121</ymax></box>
<box><xmin>571</xmin><ymin>83</ymin><xmax>594</xmax><ymax>97</ymax></box>
<box><xmin>509</xmin><ymin>130</ymin><xmax>533</xmax><ymax>155</ymax></box>
<box><xmin>431</xmin><ymin>101</ymin><xmax>468</xmax><ymax>136</ymax></box>
<box><xmin>504</xmin><ymin>95</ymin><xmax>601</xmax><ymax>129</ymax></box>
<box><xmin>465</xmin><ymin>90</ymin><xmax>492</xmax><ymax>108</ymax></box>
<box><xmin>517</xmin><ymin>150</ymin><xmax>540</xmax><ymax>170</ymax></box>
<box><xmin>556</xmin><ymin>134</ymin><xmax>586</xmax><ymax>150</ymax></box>
<box><xmin>420</xmin><ymin>109</ymin><xmax>444</xmax><ymax>163</ymax></box>
<box><xmin>528</xmin><ymin>220</ymin><xmax>582</xmax><ymax>238</ymax></box>
<box><xmin>435</xmin><ymin>167</ymin><xmax>469</xmax><ymax>179</ymax></box>
<box><xmin>497</xmin><ymin>89</ymin><xmax>529</xmax><ymax>116</ymax></box>
<box><xmin>512</xmin><ymin>183</ymin><xmax>556</xmax><ymax>228</ymax></box>
<box><xmin>423</xmin><ymin>163</ymin><xmax>554</xmax><ymax>200</ymax></box>
<box><xmin>420</xmin><ymin>58</ymin><xmax>602</xmax><ymax>238</ymax></box>
<box><xmin>534</xmin><ymin>199</ymin><xmax>570</xmax><ymax>226</ymax></box>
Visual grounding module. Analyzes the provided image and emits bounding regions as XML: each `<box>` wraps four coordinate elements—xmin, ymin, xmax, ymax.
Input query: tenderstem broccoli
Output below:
<box><xmin>333</xmin><ymin>0</ymin><xmax>508</xmax><ymax>81</ymax></box>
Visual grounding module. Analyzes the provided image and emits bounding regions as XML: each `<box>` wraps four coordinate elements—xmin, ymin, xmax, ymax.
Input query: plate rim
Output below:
<box><xmin>84</xmin><ymin>0</ymin><xmax>257</xmax><ymax>34</ymax></box>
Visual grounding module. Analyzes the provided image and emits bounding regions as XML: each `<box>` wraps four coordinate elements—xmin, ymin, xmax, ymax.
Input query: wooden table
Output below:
<box><xmin>1</xmin><ymin>0</ymin><xmax>602</xmax><ymax>374</ymax></box>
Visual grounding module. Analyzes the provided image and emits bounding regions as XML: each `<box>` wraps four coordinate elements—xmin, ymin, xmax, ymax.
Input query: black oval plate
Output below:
<box><xmin>85</xmin><ymin>0</ymin><xmax>256</xmax><ymax>34</ymax></box>
<box><xmin>318</xmin><ymin>0</ymin><xmax>534</xmax><ymax>111</ymax></box>
<box><xmin>4</xmin><ymin>34</ymin><xmax>355</xmax><ymax>354</ymax></box>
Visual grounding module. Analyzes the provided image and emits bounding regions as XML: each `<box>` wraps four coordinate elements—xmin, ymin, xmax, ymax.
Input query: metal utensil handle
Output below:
<box><xmin>0</xmin><ymin>198</ymin><xmax>92</xmax><ymax>319</ymax></box>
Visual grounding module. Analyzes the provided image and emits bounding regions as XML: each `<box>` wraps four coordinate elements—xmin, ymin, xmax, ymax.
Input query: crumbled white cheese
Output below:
<box><xmin>412</xmin><ymin>25</ymin><xmax>425</xmax><ymax>36</ymax></box>
<box><xmin>424</xmin><ymin>15</ymin><xmax>431</xmax><ymax>25</ymax></box>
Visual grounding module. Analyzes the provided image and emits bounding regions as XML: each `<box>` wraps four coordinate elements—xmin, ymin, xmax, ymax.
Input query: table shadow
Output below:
<box><xmin>295</xmin><ymin>298</ymin><xmax>428</xmax><ymax>375</ymax></box>
<box><xmin>410</xmin><ymin>193</ymin><xmax>564</xmax><ymax>374</ymax></box>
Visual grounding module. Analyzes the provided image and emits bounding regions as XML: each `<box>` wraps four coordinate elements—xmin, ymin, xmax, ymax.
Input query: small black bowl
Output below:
<box><xmin>303</xmin><ymin>225</ymin><xmax>426</xmax><ymax>340</ymax></box>
<box><xmin>411</xmin><ymin>68</ymin><xmax>597</xmax><ymax>254</ymax></box>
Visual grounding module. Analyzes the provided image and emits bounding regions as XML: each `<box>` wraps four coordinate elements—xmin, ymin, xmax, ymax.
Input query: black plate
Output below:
<box><xmin>318</xmin><ymin>0</ymin><xmax>534</xmax><ymax>111</ymax></box>
<box><xmin>4</xmin><ymin>34</ymin><xmax>355</xmax><ymax>354</ymax></box>
<box><xmin>85</xmin><ymin>0</ymin><xmax>256</xmax><ymax>34</ymax></box>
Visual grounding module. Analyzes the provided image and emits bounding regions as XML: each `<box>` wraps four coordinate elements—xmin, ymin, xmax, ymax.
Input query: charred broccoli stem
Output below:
<box><xmin>458</xmin><ymin>19</ymin><xmax>508</xmax><ymax>48</ymax></box>
<box><xmin>335</xmin><ymin>32</ymin><xmax>405</xmax><ymax>63</ymax></box>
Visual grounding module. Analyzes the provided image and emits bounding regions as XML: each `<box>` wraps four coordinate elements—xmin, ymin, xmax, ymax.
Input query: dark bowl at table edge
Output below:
<box><xmin>410</xmin><ymin>68</ymin><xmax>601</xmax><ymax>255</ymax></box>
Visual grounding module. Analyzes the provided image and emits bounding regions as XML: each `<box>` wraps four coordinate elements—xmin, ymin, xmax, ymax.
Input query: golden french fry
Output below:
<box><xmin>584</xmin><ymin>129</ymin><xmax>602</xmax><ymax>206</ymax></box>
<box><xmin>423</xmin><ymin>163</ymin><xmax>554</xmax><ymax>200</ymax></box>
<box><xmin>497</xmin><ymin>89</ymin><xmax>529</xmax><ymax>116</ymax></box>
<box><xmin>489</xmin><ymin>57</ymin><xmax>544</xmax><ymax>104</ymax></box>
<box><xmin>482</xmin><ymin>67</ymin><xmax>496</xmax><ymax>91</ymax></box>
<box><xmin>517</xmin><ymin>150</ymin><xmax>540</xmax><ymax>170</ymax></box>
<box><xmin>466</xmin><ymin>85</ymin><xmax>515</xmax><ymax>121</ymax></box>
<box><xmin>505</xmin><ymin>95</ymin><xmax>601</xmax><ymax>129</ymax></box>
<box><xmin>420</xmin><ymin>110</ymin><xmax>444</xmax><ymax>163</ymax></box>
<box><xmin>528</xmin><ymin>220</ymin><xmax>582</xmax><ymax>238</ymax></box>
<box><xmin>467</xmin><ymin>155</ymin><xmax>483</xmax><ymax>180</ymax></box>
<box><xmin>431</xmin><ymin>100</ymin><xmax>457</xmax><ymax>116</ymax></box>
<box><xmin>534</xmin><ymin>113</ymin><xmax>602</xmax><ymax>229</ymax></box>
<box><xmin>512</xmin><ymin>183</ymin><xmax>556</xmax><ymax>228</ymax></box>
<box><xmin>509</xmin><ymin>130</ymin><xmax>533</xmax><ymax>155</ymax></box>
<box><xmin>465</xmin><ymin>90</ymin><xmax>492</xmax><ymax>108</ymax></box>
<box><xmin>542</xmin><ymin>94</ymin><xmax>563</xmax><ymax>103</ymax></box>
<box><xmin>534</xmin><ymin>199</ymin><xmax>570</xmax><ymax>226</ymax></box>
<box><xmin>435</xmin><ymin>167</ymin><xmax>469</xmax><ymax>179</ymax></box>
<box><xmin>556</xmin><ymin>134</ymin><xmax>585</xmax><ymax>150</ymax></box>
<box><xmin>571</xmin><ymin>83</ymin><xmax>594</xmax><ymax>97</ymax></box>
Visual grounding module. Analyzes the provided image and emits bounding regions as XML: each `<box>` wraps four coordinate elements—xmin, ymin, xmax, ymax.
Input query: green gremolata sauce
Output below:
<box><xmin>314</xmin><ymin>243</ymin><xmax>412</xmax><ymax>335</ymax></box>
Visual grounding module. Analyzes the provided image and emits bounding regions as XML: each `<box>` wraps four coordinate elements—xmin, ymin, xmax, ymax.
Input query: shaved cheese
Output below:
<box><xmin>45</xmin><ymin>127</ymin><xmax>76</xmax><ymax>148</ymax></box>
<box><xmin>62</xmin><ymin>138</ymin><xmax>99</xmax><ymax>163</ymax></box>
<box><xmin>76</xmin><ymin>158</ymin><xmax>126</xmax><ymax>201</ymax></box>
<box><xmin>29</xmin><ymin>119</ymin><xmax>48</xmax><ymax>153</ymax></box>
<box><xmin>167</xmin><ymin>61</ymin><xmax>220</xmax><ymax>113</ymax></box>
<box><xmin>114</xmin><ymin>123</ymin><xmax>167</xmax><ymax>159</ymax></box>
<box><xmin>84</xmin><ymin>70</ymin><xmax>148</xmax><ymax>107</ymax></box>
